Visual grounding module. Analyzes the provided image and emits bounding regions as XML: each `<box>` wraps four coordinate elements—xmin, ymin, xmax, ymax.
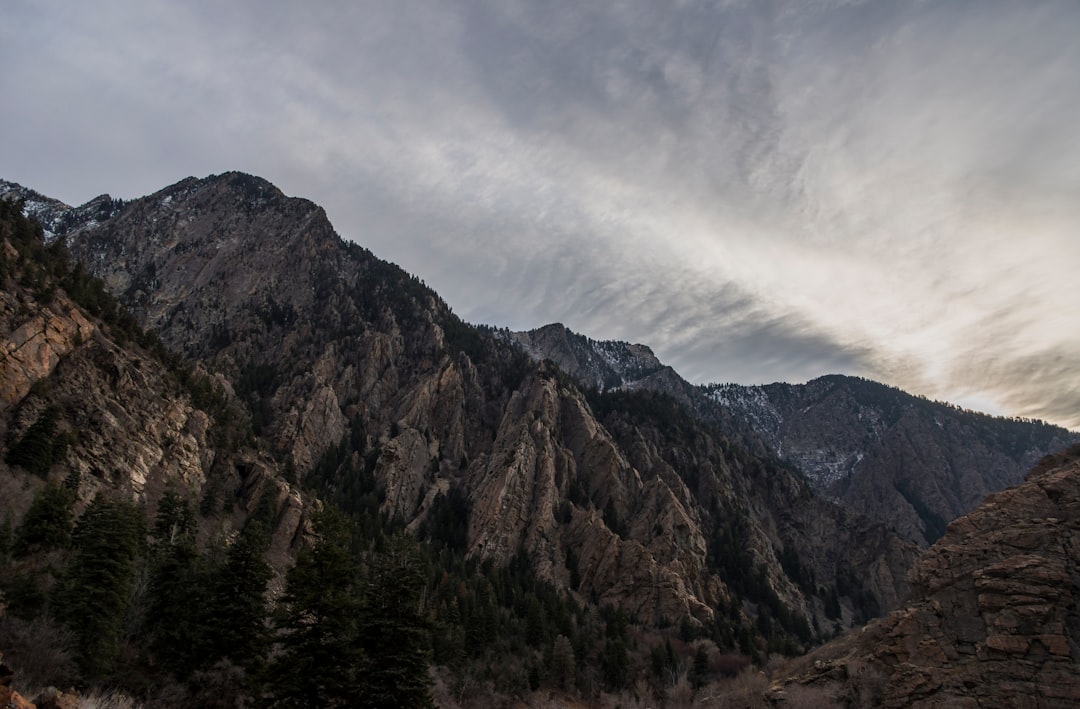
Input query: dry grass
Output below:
<box><xmin>78</xmin><ymin>688</ymin><xmax>143</xmax><ymax>709</ymax></box>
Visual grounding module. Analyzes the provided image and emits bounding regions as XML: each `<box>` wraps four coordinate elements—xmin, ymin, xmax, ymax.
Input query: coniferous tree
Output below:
<box><xmin>53</xmin><ymin>495</ymin><xmax>145</xmax><ymax>679</ymax></box>
<box><xmin>146</xmin><ymin>489</ymin><xmax>205</xmax><ymax>676</ymax></box>
<box><xmin>267</xmin><ymin>507</ymin><xmax>364</xmax><ymax>707</ymax></box>
<box><xmin>203</xmin><ymin>522</ymin><xmax>273</xmax><ymax>673</ymax></box>
<box><xmin>13</xmin><ymin>483</ymin><xmax>75</xmax><ymax>556</ymax></box>
<box><xmin>358</xmin><ymin>534</ymin><xmax>433</xmax><ymax>708</ymax></box>
<box><xmin>6</xmin><ymin>405</ymin><xmax>64</xmax><ymax>477</ymax></box>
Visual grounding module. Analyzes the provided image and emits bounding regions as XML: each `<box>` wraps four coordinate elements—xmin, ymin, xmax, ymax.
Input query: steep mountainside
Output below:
<box><xmin>3</xmin><ymin>172</ymin><xmax>921</xmax><ymax>647</ymax></box>
<box><xmin>773</xmin><ymin>444</ymin><xmax>1080</xmax><ymax>708</ymax></box>
<box><xmin>513</xmin><ymin>323</ymin><xmax>1078</xmax><ymax>547</ymax></box>
<box><xmin>708</xmin><ymin>377</ymin><xmax>1078</xmax><ymax>546</ymax></box>
<box><xmin>0</xmin><ymin>194</ymin><xmax>306</xmax><ymax>616</ymax></box>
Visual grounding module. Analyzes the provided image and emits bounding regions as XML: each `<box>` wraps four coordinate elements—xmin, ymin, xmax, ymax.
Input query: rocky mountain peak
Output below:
<box><xmin>509</xmin><ymin>322</ymin><xmax>665</xmax><ymax>391</ymax></box>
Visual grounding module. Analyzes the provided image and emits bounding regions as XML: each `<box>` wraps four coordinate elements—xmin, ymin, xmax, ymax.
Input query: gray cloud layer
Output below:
<box><xmin>3</xmin><ymin>0</ymin><xmax>1078</xmax><ymax>428</ymax></box>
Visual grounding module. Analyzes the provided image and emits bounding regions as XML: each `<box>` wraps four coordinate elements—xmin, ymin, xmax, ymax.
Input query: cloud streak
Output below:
<box><xmin>2</xmin><ymin>0</ymin><xmax>1078</xmax><ymax>428</ymax></box>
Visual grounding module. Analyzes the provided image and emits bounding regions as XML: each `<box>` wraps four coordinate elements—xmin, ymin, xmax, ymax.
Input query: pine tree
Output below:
<box><xmin>267</xmin><ymin>507</ymin><xmax>364</xmax><ymax>707</ymax></box>
<box><xmin>6</xmin><ymin>405</ymin><xmax>64</xmax><ymax>477</ymax></box>
<box><xmin>13</xmin><ymin>483</ymin><xmax>75</xmax><ymax>556</ymax></box>
<box><xmin>146</xmin><ymin>490</ymin><xmax>205</xmax><ymax>676</ymax></box>
<box><xmin>203</xmin><ymin>522</ymin><xmax>272</xmax><ymax>672</ymax></box>
<box><xmin>53</xmin><ymin>495</ymin><xmax>145</xmax><ymax>679</ymax></box>
<box><xmin>358</xmin><ymin>534</ymin><xmax>433</xmax><ymax>708</ymax></box>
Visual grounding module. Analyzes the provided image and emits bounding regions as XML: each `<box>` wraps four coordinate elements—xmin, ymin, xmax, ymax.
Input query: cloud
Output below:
<box><xmin>1</xmin><ymin>0</ymin><xmax>1078</xmax><ymax>428</ymax></box>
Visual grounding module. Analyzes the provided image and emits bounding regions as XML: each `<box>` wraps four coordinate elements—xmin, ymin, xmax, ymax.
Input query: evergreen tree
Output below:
<box><xmin>267</xmin><ymin>507</ymin><xmax>364</xmax><ymax>707</ymax></box>
<box><xmin>203</xmin><ymin>522</ymin><xmax>272</xmax><ymax>672</ymax></box>
<box><xmin>6</xmin><ymin>405</ymin><xmax>64</xmax><ymax>477</ymax></box>
<box><xmin>13</xmin><ymin>483</ymin><xmax>75</xmax><ymax>556</ymax></box>
<box><xmin>358</xmin><ymin>534</ymin><xmax>433</xmax><ymax>708</ymax></box>
<box><xmin>146</xmin><ymin>490</ymin><xmax>205</xmax><ymax>676</ymax></box>
<box><xmin>53</xmin><ymin>495</ymin><xmax>145</xmax><ymax>679</ymax></box>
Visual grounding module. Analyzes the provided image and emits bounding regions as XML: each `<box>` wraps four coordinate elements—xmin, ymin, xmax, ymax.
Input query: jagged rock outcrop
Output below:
<box><xmin>4</xmin><ymin>173</ymin><xmax>921</xmax><ymax>642</ymax></box>
<box><xmin>509</xmin><ymin>323</ymin><xmax>665</xmax><ymax>390</ymax></box>
<box><xmin>773</xmin><ymin>446</ymin><xmax>1080</xmax><ymax>708</ymax></box>
<box><xmin>512</xmin><ymin>324</ymin><xmax>1078</xmax><ymax>549</ymax></box>
<box><xmin>0</xmin><ymin>200</ymin><xmax>308</xmax><ymax>581</ymax></box>
<box><xmin>0</xmin><ymin>291</ymin><xmax>95</xmax><ymax>416</ymax></box>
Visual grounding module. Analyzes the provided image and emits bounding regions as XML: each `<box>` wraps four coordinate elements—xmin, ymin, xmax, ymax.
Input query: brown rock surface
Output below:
<box><xmin>0</xmin><ymin>290</ymin><xmax>94</xmax><ymax>416</ymax></box>
<box><xmin>773</xmin><ymin>447</ymin><xmax>1080</xmax><ymax>708</ymax></box>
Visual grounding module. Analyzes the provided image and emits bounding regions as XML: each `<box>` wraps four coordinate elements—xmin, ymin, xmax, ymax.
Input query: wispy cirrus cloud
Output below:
<box><xmin>2</xmin><ymin>0</ymin><xmax>1077</xmax><ymax>427</ymax></box>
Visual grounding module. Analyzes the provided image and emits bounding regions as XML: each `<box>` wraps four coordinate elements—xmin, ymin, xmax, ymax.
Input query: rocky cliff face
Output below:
<box><xmin>511</xmin><ymin>324</ymin><xmax>1078</xmax><ymax>548</ymax></box>
<box><xmin>709</xmin><ymin>376</ymin><xmax>1078</xmax><ymax>546</ymax></box>
<box><xmin>773</xmin><ymin>444</ymin><xmax>1080</xmax><ymax>707</ymax></box>
<box><xmin>0</xmin><ymin>194</ymin><xmax>306</xmax><ymax>582</ymax></box>
<box><xmin>508</xmin><ymin>323</ymin><xmax>666</xmax><ymax>391</ymax></box>
<box><xmin>2</xmin><ymin>173</ymin><xmax>921</xmax><ymax>646</ymax></box>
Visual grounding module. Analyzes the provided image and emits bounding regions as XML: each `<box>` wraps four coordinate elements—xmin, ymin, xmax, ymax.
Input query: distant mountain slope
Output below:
<box><xmin>773</xmin><ymin>444</ymin><xmax>1080</xmax><ymax>707</ymax></box>
<box><xmin>707</xmin><ymin>376</ymin><xmax>1078</xmax><ymax>546</ymax></box>
<box><xmin>0</xmin><ymin>180</ymin><xmax>119</xmax><ymax>239</ymax></box>
<box><xmin>1</xmin><ymin>172</ymin><xmax>919</xmax><ymax>649</ymax></box>
<box><xmin>514</xmin><ymin>324</ymin><xmax>1079</xmax><ymax>546</ymax></box>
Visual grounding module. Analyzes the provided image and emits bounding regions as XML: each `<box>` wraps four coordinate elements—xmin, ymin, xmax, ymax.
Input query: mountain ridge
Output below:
<box><xmin>2</xmin><ymin>172</ymin><xmax>921</xmax><ymax>635</ymax></box>
<box><xmin>510</xmin><ymin>322</ymin><xmax>1079</xmax><ymax>546</ymax></box>
<box><xmin>2</xmin><ymin>171</ymin><xmax>1074</xmax><ymax>705</ymax></box>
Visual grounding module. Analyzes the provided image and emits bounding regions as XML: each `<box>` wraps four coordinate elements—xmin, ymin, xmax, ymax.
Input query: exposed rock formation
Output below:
<box><xmin>0</xmin><ymin>197</ymin><xmax>308</xmax><ymax>581</ymax></box>
<box><xmin>511</xmin><ymin>324</ymin><xmax>1078</xmax><ymax>549</ymax></box>
<box><xmin>709</xmin><ymin>377</ymin><xmax>1079</xmax><ymax>547</ymax></box>
<box><xmin>773</xmin><ymin>446</ymin><xmax>1080</xmax><ymax>707</ymax></box>
<box><xmin>509</xmin><ymin>323</ymin><xmax>665</xmax><ymax>391</ymax></box>
<box><xmin>0</xmin><ymin>291</ymin><xmax>94</xmax><ymax>416</ymax></box>
<box><xmin>4</xmin><ymin>173</ymin><xmax>921</xmax><ymax>643</ymax></box>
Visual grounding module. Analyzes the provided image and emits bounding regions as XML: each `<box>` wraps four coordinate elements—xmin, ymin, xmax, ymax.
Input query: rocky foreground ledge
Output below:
<box><xmin>771</xmin><ymin>446</ymin><xmax>1080</xmax><ymax>708</ymax></box>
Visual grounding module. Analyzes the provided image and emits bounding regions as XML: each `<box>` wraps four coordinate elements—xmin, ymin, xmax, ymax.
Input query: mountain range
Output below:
<box><xmin>0</xmin><ymin>172</ymin><xmax>1076</xmax><ymax>706</ymax></box>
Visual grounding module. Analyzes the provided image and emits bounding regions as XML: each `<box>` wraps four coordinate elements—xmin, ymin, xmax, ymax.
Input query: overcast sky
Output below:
<box><xmin>3</xmin><ymin>0</ymin><xmax>1078</xmax><ymax>429</ymax></box>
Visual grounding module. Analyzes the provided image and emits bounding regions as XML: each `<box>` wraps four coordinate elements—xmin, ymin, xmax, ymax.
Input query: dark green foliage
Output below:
<box><xmin>595</xmin><ymin>608</ymin><xmax>632</xmax><ymax>690</ymax></box>
<box><xmin>309</xmin><ymin>436</ymin><xmax>389</xmax><ymax>540</ymax></box>
<box><xmin>835</xmin><ymin>566</ymin><xmax>880</xmax><ymax>622</ymax></box>
<box><xmin>600</xmin><ymin>635</ymin><xmax>629</xmax><ymax>690</ymax></box>
<box><xmin>145</xmin><ymin>490</ymin><xmax>205</xmax><ymax>676</ymax></box>
<box><xmin>417</xmin><ymin>485</ymin><xmax>469</xmax><ymax>554</ymax></box>
<box><xmin>778</xmin><ymin>542</ymin><xmax>816</xmax><ymax>594</ymax></box>
<box><xmin>359</xmin><ymin>534</ymin><xmax>434</xmax><ymax>709</ymax></box>
<box><xmin>267</xmin><ymin>507</ymin><xmax>364</xmax><ymax>707</ymax></box>
<box><xmin>6</xmin><ymin>405</ymin><xmax>66</xmax><ymax>477</ymax></box>
<box><xmin>13</xmin><ymin>483</ymin><xmax>75</xmax><ymax>556</ymax></box>
<box><xmin>53</xmin><ymin>496</ymin><xmax>145</xmax><ymax>679</ymax></box>
<box><xmin>235</xmin><ymin>360</ymin><xmax>279</xmax><ymax>435</ymax></box>
<box><xmin>203</xmin><ymin>524</ymin><xmax>273</xmax><ymax>672</ymax></box>
<box><xmin>651</xmin><ymin>639</ymin><xmax>679</xmax><ymax>682</ymax></box>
